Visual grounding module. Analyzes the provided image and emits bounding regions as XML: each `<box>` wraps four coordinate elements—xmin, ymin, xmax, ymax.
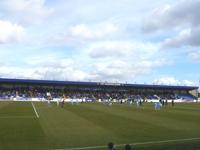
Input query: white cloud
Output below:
<box><xmin>0</xmin><ymin>0</ymin><xmax>54</xmax><ymax>25</ymax></box>
<box><xmin>50</xmin><ymin>23</ymin><xmax>119</xmax><ymax>44</ymax></box>
<box><xmin>0</xmin><ymin>57</ymin><xmax>88</xmax><ymax>81</ymax></box>
<box><xmin>88</xmin><ymin>41</ymin><xmax>132</xmax><ymax>58</ymax></box>
<box><xmin>153</xmin><ymin>76</ymin><xmax>196</xmax><ymax>86</ymax></box>
<box><xmin>88</xmin><ymin>59</ymin><xmax>167</xmax><ymax>82</ymax></box>
<box><xmin>153</xmin><ymin>77</ymin><xmax>180</xmax><ymax>85</ymax></box>
<box><xmin>25</xmin><ymin>57</ymin><xmax>88</xmax><ymax>81</ymax></box>
<box><xmin>0</xmin><ymin>66</ymin><xmax>41</xmax><ymax>79</ymax></box>
<box><xmin>188</xmin><ymin>50</ymin><xmax>200</xmax><ymax>61</ymax></box>
<box><xmin>84</xmin><ymin>39</ymin><xmax>166</xmax><ymax>83</ymax></box>
<box><xmin>69</xmin><ymin>23</ymin><xmax>118</xmax><ymax>41</ymax></box>
<box><xmin>162</xmin><ymin>28</ymin><xmax>191</xmax><ymax>48</ymax></box>
<box><xmin>88</xmin><ymin>41</ymin><xmax>160</xmax><ymax>58</ymax></box>
<box><xmin>0</xmin><ymin>0</ymin><xmax>196</xmax><ymax>85</ymax></box>
<box><xmin>0</xmin><ymin>54</ymin><xmax>168</xmax><ymax>83</ymax></box>
<box><xmin>182</xmin><ymin>80</ymin><xmax>196</xmax><ymax>86</ymax></box>
<box><xmin>28</xmin><ymin>57</ymin><xmax>75</xmax><ymax>69</ymax></box>
<box><xmin>143</xmin><ymin>4</ymin><xmax>172</xmax><ymax>32</ymax></box>
<box><xmin>0</xmin><ymin>20</ymin><xmax>25</xmax><ymax>43</ymax></box>
<box><xmin>143</xmin><ymin>0</ymin><xmax>200</xmax><ymax>64</ymax></box>
<box><xmin>162</xmin><ymin>27</ymin><xmax>200</xmax><ymax>48</ymax></box>
<box><xmin>143</xmin><ymin>0</ymin><xmax>200</xmax><ymax>32</ymax></box>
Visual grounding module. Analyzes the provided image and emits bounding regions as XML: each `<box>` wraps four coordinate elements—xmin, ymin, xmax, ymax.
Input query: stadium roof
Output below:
<box><xmin>0</xmin><ymin>78</ymin><xmax>198</xmax><ymax>90</ymax></box>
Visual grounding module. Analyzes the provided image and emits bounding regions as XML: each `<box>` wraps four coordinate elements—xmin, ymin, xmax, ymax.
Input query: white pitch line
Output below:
<box><xmin>31</xmin><ymin>102</ymin><xmax>39</xmax><ymax>118</ymax></box>
<box><xmin>57</xmin><ymin>137</ymin><xmax>200</xmax><ymax>150</ymax></box>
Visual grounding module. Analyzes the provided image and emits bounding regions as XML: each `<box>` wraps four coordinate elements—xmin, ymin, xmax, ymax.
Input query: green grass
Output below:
<box><xmin>0</xmin><ymin>101</ymin><xmax>200</xmax><ymax>150</ymax></box>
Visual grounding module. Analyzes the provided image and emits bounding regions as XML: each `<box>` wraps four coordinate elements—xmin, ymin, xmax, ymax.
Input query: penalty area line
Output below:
<box><xmin>31</xmin><ymin>102</ymin><xmax>39</xmax><ymax>118</ymax></box>
<box><xmin>56</xmin><ymin>137</ymin><xmax>200</xmax><ymax>150</ymax></box>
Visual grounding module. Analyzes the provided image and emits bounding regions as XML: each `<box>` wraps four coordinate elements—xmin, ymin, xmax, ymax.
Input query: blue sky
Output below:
<box><xmin>0</xmin><ymin>0</ymin><xmax>200</xmax><ymax>86</ymax></box>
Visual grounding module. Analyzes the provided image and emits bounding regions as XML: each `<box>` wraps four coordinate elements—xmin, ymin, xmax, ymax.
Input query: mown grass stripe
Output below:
<box><xmin>0</xmin><ymin>116</ymin><xmax>36</xmax><ymax>118</ymax></box>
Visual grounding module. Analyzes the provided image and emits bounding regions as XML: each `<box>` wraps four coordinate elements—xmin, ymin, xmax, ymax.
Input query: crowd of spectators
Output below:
<box><xmin>0</xmin><ymin>87</ymin><xmax>193</xmax><ymax>102</ymax></box>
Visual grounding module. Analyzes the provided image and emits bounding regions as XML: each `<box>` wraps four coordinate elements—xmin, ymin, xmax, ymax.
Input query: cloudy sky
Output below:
<box><xmin>0</xmin><ymin>0</ymin><xmax>200</xmax><ymax>86</ymax></box>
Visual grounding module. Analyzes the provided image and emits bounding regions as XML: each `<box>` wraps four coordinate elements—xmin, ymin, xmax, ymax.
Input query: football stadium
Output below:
<box><xmin>1</xmin><ymin>0</ymin><xmax>200</xmax><ymax>150</ymax></box>
<box><xmin>0</xmin><ymin>78</ymin><xmax>200</xmax><ymax>150</ymax></box>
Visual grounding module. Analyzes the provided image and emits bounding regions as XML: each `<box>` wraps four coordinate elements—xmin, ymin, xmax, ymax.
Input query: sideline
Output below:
<box><xmin>31</xmin><ymin>102</ymin><xmax>39</xmax><ymax>118</ymax></box>
<box><xmin>56</xmin><ymin>137</ymin><xmax>200</xmax><ymax>150</ymax></box>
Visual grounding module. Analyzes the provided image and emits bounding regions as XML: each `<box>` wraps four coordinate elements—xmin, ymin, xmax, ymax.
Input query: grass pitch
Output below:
<box><xmin>0</xmin><ymin>101</ymin><xmax>200</xmax><ymax>150</ymax></box>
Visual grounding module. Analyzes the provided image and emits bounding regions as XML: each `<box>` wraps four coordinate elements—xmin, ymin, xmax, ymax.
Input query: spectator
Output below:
<box><xmin>125</xmin><ymin>144</ymin><xmax>132</xmax><ymax>150</ymax></box>
<box><xmin>107</xmin><ymin>142</ymin><xmax>115</xmax><ymax>150</ymax></box>
<box><xmin>172</xmin><ymin>99</ymin><xmax>174</xmax><ymax>107</ymax></box>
